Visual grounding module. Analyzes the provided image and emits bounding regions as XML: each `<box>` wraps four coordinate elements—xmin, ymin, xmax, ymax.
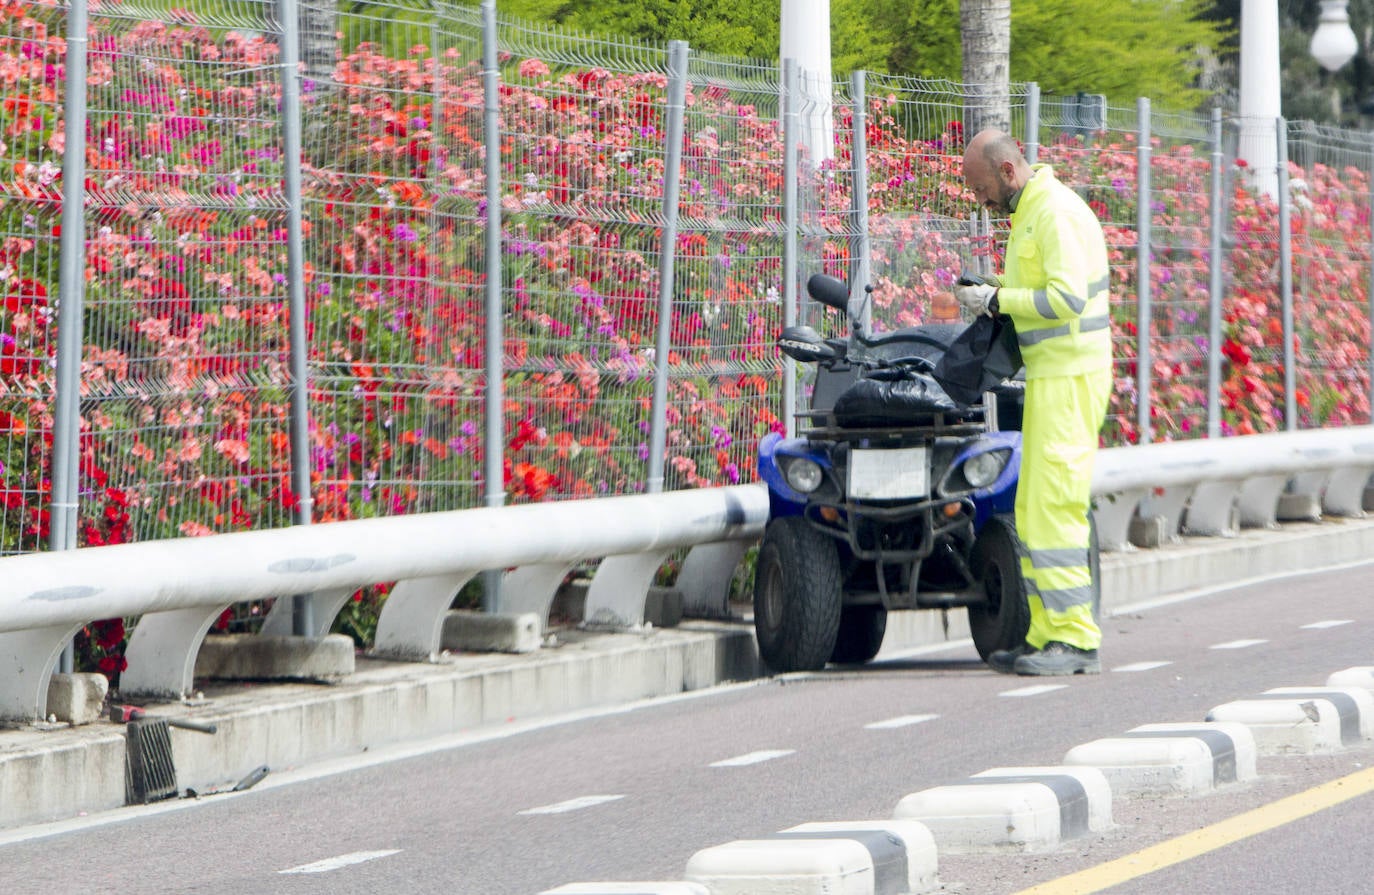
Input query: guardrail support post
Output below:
<box><xmin>119</xmin><ymin>606</ymin><xmax>231</xmax><ymax>700</ymax></box>
<box><xmin>0</xmin><ymin>625</ymin><xmax>86</xmax><ymax>721</ymax></box>
<box><xmin>677</xmin><ymin>541</ymin><xmax>752</xmax><ymax>619</ymax></box>
<box><xmin>583</xmin><ymin>550</ymin><xmax>675</xmax><ymax>628</ymax></box>
<box><xmin>373</xmin><ymin>573</ymin><xmax>477</xmax><ymax>661</ymax></box>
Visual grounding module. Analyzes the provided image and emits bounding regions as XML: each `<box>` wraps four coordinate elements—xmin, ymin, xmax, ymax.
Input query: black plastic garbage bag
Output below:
<box><xmin>931</xmin><ymin>314</ymin><xmax>1023</xmax><ymax>406</ymax></box>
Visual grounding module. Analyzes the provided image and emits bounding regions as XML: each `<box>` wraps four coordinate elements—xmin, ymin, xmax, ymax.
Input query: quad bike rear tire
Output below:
<box><xmin>753</xmin><ymin>516</ymin><xmax>843</xmax><ymax>672</ymax></box>
<box><xmin>829</xmin><ymin>605</ymin><xmax>887</xmax><ymax>665</ymax></box>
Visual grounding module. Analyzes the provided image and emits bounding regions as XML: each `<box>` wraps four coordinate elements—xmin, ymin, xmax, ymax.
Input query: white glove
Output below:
<box><xmin>954</xmin><ymin>282</ymin><xmax>998</xmax><ymax>318</ymax></box>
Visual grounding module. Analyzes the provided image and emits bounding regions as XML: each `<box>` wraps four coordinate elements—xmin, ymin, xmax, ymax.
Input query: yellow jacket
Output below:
<box><xmin>999</xmin><ymin>165</ymin><xmax>1113</xmax><ymax>379</ymax></box>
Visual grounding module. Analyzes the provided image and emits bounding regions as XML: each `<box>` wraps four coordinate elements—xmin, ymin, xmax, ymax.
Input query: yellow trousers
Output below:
<box><xmin>1017</xmin><ymin>367</ymin><xmax>1113</xmax><ymax>651</ymax></box>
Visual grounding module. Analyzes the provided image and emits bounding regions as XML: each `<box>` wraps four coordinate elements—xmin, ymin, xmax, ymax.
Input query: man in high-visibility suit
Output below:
<box><xmin>956</xmin><ymin>129</ymin><xmax>1113</xmax><ymax>676</ymax></box>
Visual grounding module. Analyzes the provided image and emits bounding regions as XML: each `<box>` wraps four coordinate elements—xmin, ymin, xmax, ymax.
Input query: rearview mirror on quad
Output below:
<box><xmin>777</xmin><ymin>325</ymin><xmax>838</xmax><ymax>363</ymax></box>
<box><xmin>806</xmin><ymin>274</ymin><xmax>851</xmax><ymax>311</ymax></box>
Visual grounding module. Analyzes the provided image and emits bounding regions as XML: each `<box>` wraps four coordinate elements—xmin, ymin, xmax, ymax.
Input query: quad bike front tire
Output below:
<box><xmin>966</xmin><ymin>514</ymin><xmax>1030</xmax><ymax>661</ymax></box>
<box><xmin>829</xmin><ymin>604</ymin><xmax>888</xmax><ymax>665</ymax></box>
<box><xmin>753</xmin><ymin>516</ymin><xmax>843</xmax><ymax>672</ymax></box>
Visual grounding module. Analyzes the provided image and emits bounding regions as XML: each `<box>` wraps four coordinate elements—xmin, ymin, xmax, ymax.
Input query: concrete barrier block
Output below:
<box><xmin>1128</xmin><ymin>514</ymin><xmax>1168</xmax><ymax>549</ymax></box>
<box><xmin>1261</xmin><ymin>687</ymin><xmax>1374</xmax><ymax>743</ymax></box>
<box><xmin>541</xmin><ymin>885</ymin><xmax>708</xmax><ymax>894</ymax></box>
<box><xmin>1127</xmin><ymin>721</ymin><xmax>1258</xmax><ymax>781</ymax></box>
<box><xmin>1275</xmin><ymin>491</ymin><xmax>1322</xmax><ymax>522</ymax></box>
<box><xmin>685</xmin><ymin>837</ymin><xmax>879</xmax><ymax>895</ymax></box>
<box><xmin>1327</xmin><ymin>667</ymin><xmax>1374</xmax><ymax>692</ymax></box>
<box><xmin>194</xmin><ymin>633</ymin><xmax>355</xmax><ymax>682</ymax></box>
<box><xmin>1064</xmin><ymin>736</ymin><xmax>1212</xmax><ymax>796</ymax></box>
<box><xmin>779</xmin><ymin>820</ymin><xmax>940</xmax><ymax>894</ymax></box>
<box><xmin>441</xmin><ymin>610</ymin><xmax>541</xmax><ymax>654</ymax></box>
<box><xmin>1063</xmin><ymin>721</ymin><xmax>1256</xmax><ymax>796</ymax></box>
<box><xmin>46</xmin><ymin>673</ymin><xmax>110</xmax><ymax>726</ymax></box>
<box><xmin>1205</xmin><ymin>696</ymin><xmax>1344</xmax><ymax>754</ymax></box>
<box><xmin>893</xmin><ymin>766</ymin><xmax>1110</xmax><ymax>854</ymax></box>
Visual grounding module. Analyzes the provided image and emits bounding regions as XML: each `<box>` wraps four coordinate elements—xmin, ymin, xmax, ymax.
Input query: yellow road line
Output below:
<box><xmin>1013</xmin><ymin>764</ymin><xmax>1374</xmax><ymax>895</ymax></box>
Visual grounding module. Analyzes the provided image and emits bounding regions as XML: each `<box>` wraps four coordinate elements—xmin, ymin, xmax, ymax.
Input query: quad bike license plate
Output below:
<box><xmin>848</xmin><ymin>446</ymin><xmax>928</xmax><ymax>499</ymax></box>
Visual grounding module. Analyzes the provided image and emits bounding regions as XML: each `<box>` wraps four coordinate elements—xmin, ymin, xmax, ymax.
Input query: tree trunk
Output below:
<box><xmin>960</xmin><ymin>0</ymin><xmax>1011</xmax><ymax>135</ymax></box>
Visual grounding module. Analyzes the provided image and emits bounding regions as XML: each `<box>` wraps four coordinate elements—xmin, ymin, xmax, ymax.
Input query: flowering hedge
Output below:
<box><xmin>0</xmin><ymin>4</ymin><xmax>1370</xmax><ymax>668</ymax></box>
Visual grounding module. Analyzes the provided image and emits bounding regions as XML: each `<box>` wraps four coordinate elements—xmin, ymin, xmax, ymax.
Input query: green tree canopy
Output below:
<box><xmin>498</xmin><ymin>0</ymin><xmax>1232</xmax><ymax>111</ymax></box>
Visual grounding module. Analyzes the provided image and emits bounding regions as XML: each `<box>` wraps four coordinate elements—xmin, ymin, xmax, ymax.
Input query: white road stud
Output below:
<box><xmin>892</xmin><ymin>765</ymin><xmax>1110</xmax><ymax>854</ymax></box>
<box><xmin>541</xmin><ymin>885</ymin><xmax>709</xmax><ymax>894</ymax></box>
<box><xmin>1062</xmin><ymin>721</ymin><xmax>1257</xmax><ymax>796</ymax></box>
<box><xmin>780</xmin><ymin>820</ymin><xmax>939</xmax><ymax>895</ymax></box>
<box><xmin>1205</xmin><ymin>695</ymin><xmax>1345</xmax><ymax>754</ymax></box>
<box><xmin>1326</xmin><ymin>667</ymin><xmax>1374</xmax><ymax>692</ymax></box>
<box><xmin>685</xmin><ymin>837</ymin><xmax>879</xmax><ymax>895</ymax></box>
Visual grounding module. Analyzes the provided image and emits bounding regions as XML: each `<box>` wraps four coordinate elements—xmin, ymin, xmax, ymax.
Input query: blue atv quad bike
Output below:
<box><xmin>754</xmin><ymin>273</ymin><xmax>1099</xmax><ymax>673</ymax></box>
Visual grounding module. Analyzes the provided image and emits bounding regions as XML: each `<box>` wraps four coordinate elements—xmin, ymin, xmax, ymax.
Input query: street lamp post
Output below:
<box><xmin>1238</xmin><ymin>0</ymin><xmax>1357</xmax><ymax>195</ymax></box>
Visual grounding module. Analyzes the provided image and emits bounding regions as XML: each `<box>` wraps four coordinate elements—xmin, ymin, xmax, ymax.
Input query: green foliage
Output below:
<box><xmin>495</xmin><ymin>0</ymin><xmax>781</xmax><ymax>57</ymax></box>
<box><xmin>497</xmin><ymin>0</ymin><xmax>1231</xmax><ymax>112</ymax></box>
<box><xmin>1010</xmin><ymin>0</ymin><xmax>1230</xmax><ymax>110</ymax></box>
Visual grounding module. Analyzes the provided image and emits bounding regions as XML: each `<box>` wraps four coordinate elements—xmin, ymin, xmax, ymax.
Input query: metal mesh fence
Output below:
<box><xmin>1283</xmin><ymin>120</ymin><xmax>1373</xmax><ymax>430</ymax></box>
<box><xmin>487</xmin><ymin>15</ymin><xmax>674</xmax><ymax>500</ymax></box>
<box><xmin>81</xmin><ymin>0</ymin><xmax>294</xmax><ymax>543</ymax></box>
<box><xmin>300</xmin><ymin>0</ymin><xmax>485</xmax><ymax>520</ymax></box>
<box><xmin>0</xmin><ymin>2</ymin><xmax>63</xmax><ymax>554</ymax></box>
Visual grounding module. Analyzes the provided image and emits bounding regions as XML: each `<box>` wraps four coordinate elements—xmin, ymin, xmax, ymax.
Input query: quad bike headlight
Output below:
<box><xmin>784</xmin><ymin>457</ymin><xmax>824</xmax><ymax>493</ymax></box>
<box><xmin>961</xmin><ymin>449</ymin><xmax>1009</xmax><ymax>489</ymax></box>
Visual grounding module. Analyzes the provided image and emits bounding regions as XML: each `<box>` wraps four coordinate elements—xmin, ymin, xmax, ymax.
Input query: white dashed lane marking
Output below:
<box><xmin>518</xmin><ymin>795</ymin><xmax>625</xmax><ymax>815</ymax></box>
<box><xmin>1112</xmin><ymin>661</ymin><xmax>1173</xmax><ymax>673</ymax></box>
<box><xmin>1210</xmin><ymin>639</ymin><xmax>1268</xmax><ymax>650</ymax></box>
<box><xmin>1301</xmin><ymin>619</ymin><xmax>1353</xmax><ymax>630</ymax></box>
<box><xmin>865</xmin><ymin>714</ymin><xmax>939</xmax><ymax>730</ymax></box>
<box><xmin>999</xmin><ymin>684</ymin><xmax>1068</xmax><ymax>697</ymax></box>
<box><xmin>710</xmin><ymin>750</ymin><xmax>795</xmax><ymax>767</ymax></box>
<box><xmin>278</xmin><ymin>850</ymin><xmax>401</xmax><ymax>874</ymax></box>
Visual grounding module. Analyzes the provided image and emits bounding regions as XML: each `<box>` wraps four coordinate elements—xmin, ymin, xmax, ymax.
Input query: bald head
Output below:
<box><xmin>963</xmin><ymin>128</ymin><xmax>1033</xmax><ymax>214</ymax></box>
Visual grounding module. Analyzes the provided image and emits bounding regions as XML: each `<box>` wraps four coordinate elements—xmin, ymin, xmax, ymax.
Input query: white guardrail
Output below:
<box><xmin>1</xmin><ymin>427</ymin><xmax>1372</xmax><ymax>722</ymax></box>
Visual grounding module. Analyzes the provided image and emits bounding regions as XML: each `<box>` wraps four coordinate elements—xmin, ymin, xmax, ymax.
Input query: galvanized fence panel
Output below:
<box><xmin>300</xmin><ymin>0</ymin><xmax>486</xmax><ymax>520</ymax></box>
<box><xmin>1034</xmin><ymin>97</ymin><xmax>1155</xmax><ymax>445</ymax></box>
<box><xmin>663</xmin><ymin>49</ymin><xmax>787</xmax><ymax>489</ymax></box>
<box><xmin>1132</xmin><ymin>107</ymin><xmax>1214</xmax><ymax>443</ymax></box>
<box><xmin>81</xmin><ymin>1</ymin><xmax>296</xmax><ymax>543</ymax></box>
<box><xmin>484</xmin><ymin>16</ymin><xmax>676</xmax><ymax>501</ymax></box>
<box><xmin>1283</xmin><ymin>120</ymin><xmax>1373</xmax><ymax>430</ymax></box>
<box><xmin>0</xmin><ymin>3</ymin><xmax>64</xmax><ymax>555</ymax></box>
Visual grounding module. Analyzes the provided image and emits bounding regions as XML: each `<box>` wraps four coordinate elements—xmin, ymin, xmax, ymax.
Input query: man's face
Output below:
<box><xmin>964</xmin><ymin>155</ymin><xmax>1014</xmax><ymax>214</ymax></box>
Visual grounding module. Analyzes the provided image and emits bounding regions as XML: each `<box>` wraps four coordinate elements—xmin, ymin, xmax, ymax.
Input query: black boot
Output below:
<box><xmin>987</xmin><ymin>644</ymin><xmax>1029</xmax><ymax>674</ymax></box>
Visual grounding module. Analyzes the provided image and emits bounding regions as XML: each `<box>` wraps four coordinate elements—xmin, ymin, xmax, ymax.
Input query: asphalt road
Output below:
<box><xmin>5</xmin><ymin>560</ymin><xmax>1374</xmax><ymax>895</ymax></box>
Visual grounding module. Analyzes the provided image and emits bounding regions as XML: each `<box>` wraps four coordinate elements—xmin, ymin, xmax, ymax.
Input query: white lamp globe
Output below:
<box><xmin>1310</xmin><ymin>0</ymin><xmax>1359</xmax><ymax>72</ymax></box>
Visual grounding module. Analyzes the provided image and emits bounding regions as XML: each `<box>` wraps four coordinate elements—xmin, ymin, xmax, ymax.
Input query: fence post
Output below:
<box><xmin>1277</xmin><ymin>116</ymin><xmax>1295</xmax><ymax>431</ymax></box>
<box><xmin>50</xmin><ymin>0</ymin><xmax>90</xmax><ymax>672</ymax></box>
<box><xmin>481</xmin><ymin>0</ymin><xmax>504</xmax><ymax>609</ymax></box>
<box><xmin>782</xmin><ymin>58</ymin><xmax>800</xmax><ymax>438</ymax></box>
<box><xmin>1136</xmin><ymin>97</ymin><xmax>1153</xmax><ymax>443</ymax></box>
<box><xmin>849</xmin><ymin>71</ymin><xmax>871</xmax><ymax>332</ymax></box>
<box><xmin>1208</xmin><ymin>106</ymin><xmax>1224</xmax><ymax>439</ymax></box>
<box><xmin>1024</xmin><ymin>82</ymin><xmax>1040</xmax><ymax>165</ymax></box>
<box><xmin>278</xmin><ymin>0</ymin><xmax>315</xmax><ymax>636</ymax></box>
<box><xmin>646</xmin><ymin>40</ymin><xmax>689</xmax><ymax>494</ymax></box>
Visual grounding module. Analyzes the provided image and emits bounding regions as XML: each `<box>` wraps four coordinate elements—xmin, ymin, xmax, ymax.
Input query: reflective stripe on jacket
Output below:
<box><xmin>998</xmin><ymin>165</ymin><xmax>1113</xmax><ymax>379</ymax></box>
